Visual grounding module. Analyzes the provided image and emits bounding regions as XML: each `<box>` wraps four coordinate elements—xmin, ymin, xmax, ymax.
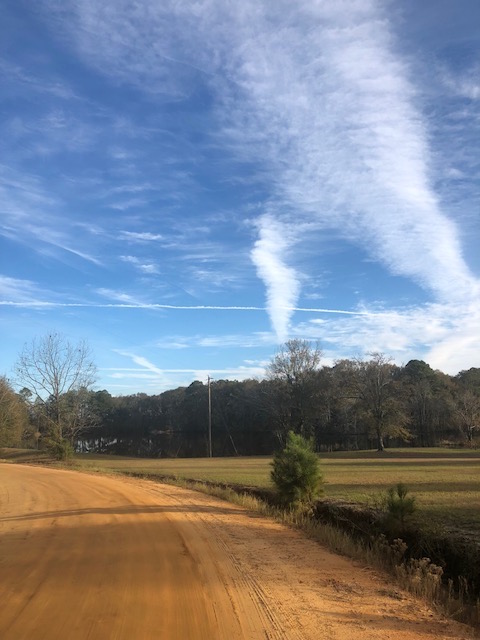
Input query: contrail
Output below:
<box><xmin>0</xmin><ymin>299</ymin><xmax>375</xmax><ymax>316</ymax></box>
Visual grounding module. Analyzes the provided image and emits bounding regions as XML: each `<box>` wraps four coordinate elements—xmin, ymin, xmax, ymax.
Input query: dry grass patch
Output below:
<box><xmin>73</xmin><ymin>449</ymin><xmax>480</xmax><ymax>537</ymax></box>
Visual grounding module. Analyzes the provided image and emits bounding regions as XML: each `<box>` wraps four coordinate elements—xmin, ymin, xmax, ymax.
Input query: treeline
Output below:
<box><xmin>5</xmin><ymin>338</ymin><xmax>480</xmax><ymax>458</ymax></box>
<box><xmin>71</xmin><ymin>343</ymin><xmax>480</xmax><ymax>457</ymax></box>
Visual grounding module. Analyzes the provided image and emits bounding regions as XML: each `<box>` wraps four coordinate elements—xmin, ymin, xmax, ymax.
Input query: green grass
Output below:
<box><xmin>71</xmin><ymin>448</ymin><xmax>480</xmax><ymax>537</ymax></box>
<box><xmin>320</xmin><ymin>458</ymin><xmax>480</xmax><ymax>534</ymax></box>
<box><xmin>74</xmin><ymin>453</ymin><xmax>273</xmax><ymax>486</ymax></box>
<box><xmin>4</xmin><ymin>445</ymin><xmax>479</xmax><ymax>626</ymax></box>
<box><xmin>0</xmin><ymin>448</ymin><xmax>52</xmax><ymax>464</ymax></box>
<box><xmin>3</xmin><ymin>446</ymin><xmax>479</xmax><ymax>537</ymax></box>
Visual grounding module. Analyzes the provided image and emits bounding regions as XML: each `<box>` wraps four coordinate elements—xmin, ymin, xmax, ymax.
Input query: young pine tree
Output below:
<box><xmin>271</xmin><ymin>431</ymin><xmax>323</xmax><ymax>508</ymax></box>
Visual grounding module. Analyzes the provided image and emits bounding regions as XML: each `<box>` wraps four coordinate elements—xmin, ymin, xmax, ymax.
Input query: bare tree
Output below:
<box><xmin>267</xmin><ymin>339</ymin><xmax>322</xmax><ymax>439</ymax></box>
<box><xmin>15</xmin><ymin>333</ymin><xmax>97</xmax><ymax>452</ymax></box>
<box><xmin>353</xmin><ymin>353</ymin><xmax>409</xmax><ymax>451</ymax></box>
<box><xmin>453</xmin><ymin>390</ymin><xmax>480</xmax><ymax>446</ymax></box>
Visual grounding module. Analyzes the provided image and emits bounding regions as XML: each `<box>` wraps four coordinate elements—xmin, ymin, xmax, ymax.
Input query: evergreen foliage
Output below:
<box><xmin>385</xmin><ymin>482</ymin><xmax>417</xmax><ymax>531</ymax></box>
<box><xmin>44</xmin><ymin>437</ymin><xmax>75</xmax><ymax>461</ymax></box>
<box><xmin>6</xmin><ymin>338</ymin><xmax>480</xmax><ymax>457</ymax></box>
<box><xmin>271</xmin><ymin>431</ymin><xmax>323</xmax><ymax>508</ymax></box>
<box><xmin>0</xmin><ymin>376</ymin><xmax>27</xmax><ymax>447</ymax></box>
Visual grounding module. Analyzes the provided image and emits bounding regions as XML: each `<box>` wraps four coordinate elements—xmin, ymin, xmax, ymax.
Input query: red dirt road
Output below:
<box><xmin>0</xmin><ymin>464</ymin><xmax>475</xmax><ymax>639</ymax></box>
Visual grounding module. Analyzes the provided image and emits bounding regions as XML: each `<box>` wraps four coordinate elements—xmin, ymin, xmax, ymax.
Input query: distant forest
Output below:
<box><xmin>9</xmin><ymin>339</ymin><xmax>479</xmax><ymax>458</ymax></box>
<box><xmin>43</xmin><ymin>342</ymin><xmax>480</xmax><ymax>458</ymax></box>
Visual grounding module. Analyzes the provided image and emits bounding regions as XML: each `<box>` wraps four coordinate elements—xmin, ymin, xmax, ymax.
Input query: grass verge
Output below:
<box><xmin>117</xmin><ymin>469</ymin><xmax>480</xmax><ymax>630</ymax></box>
<box><xmin>2</xmin><ymin>447</ymin><xmax>479</xmax><ymax>628</ymax></box>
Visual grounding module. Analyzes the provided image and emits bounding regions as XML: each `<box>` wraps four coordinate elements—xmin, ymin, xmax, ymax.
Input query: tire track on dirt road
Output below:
<box><xmin>0</xmin><ymin>464</ymin><xmax>476</xmax><ymax>640</ymax></box>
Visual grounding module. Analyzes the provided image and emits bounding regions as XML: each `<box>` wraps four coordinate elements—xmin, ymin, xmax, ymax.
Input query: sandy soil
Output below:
<box><xmin>0</xmin><ymin>464</ymin><xmax>475</xmax><ymax>640</ymax></box>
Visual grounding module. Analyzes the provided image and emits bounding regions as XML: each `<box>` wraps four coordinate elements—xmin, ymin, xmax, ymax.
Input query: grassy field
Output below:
<box><xmin>3</xmin><ymin>447</ymin><xmax>479</xmax><ymax>536</ymax></box>
<box><xmin>68</xmin><ymin>448</ymin><xmax>480</xmax><ymax>537</ymax></box>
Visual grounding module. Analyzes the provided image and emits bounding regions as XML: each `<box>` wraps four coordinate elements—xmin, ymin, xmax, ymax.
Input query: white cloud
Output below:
<box><xmin>114</xmin><ymin>351</ymin><xmax>164</xmax><ymax>375</ymax></box>
<box><xmin>0</xmin><ymin>59</ymin><xmax>78</xmax><ymax>100</ymax></box>
<box><xmin>39</xmin><ymin>238</ymin><xmax>102</xmax><ymax>266</ymax></box>
<box><xmin>108</xmin><ymin>350</ymin><xmax>265</xmax><ymax>391</ymax></box>
<box><xmin>95</xmin><ymin>288</ymin><xmax>151</xmax><ymax>306</ymax></box>
<box><xmin>108</xmin><ymin>183</ymin><xmax>155</xmax><ymax>195</ymax></box>
<box><xmin>442</xmin><ymin>64</ymin><xmax>480</xmax><ymax>100</ymax></box>
<box><xmin>118</xmin><ymin>231</ymin><xmax>164</xmax><ymax>242</ymax></box>
<box><xmin>46</xmin><ymin>0</ymin><xmax>479</xmax><ymax>325</ymax></box>
<box><xmin>197</xmin><ymin>332</ymin><xmax>274</xmax><ymax>348</ymax></box>
<box><xmin>189</xmin><ymin>267</ymin><xmax>240</xmax><ymax>289</ymax></box>
<box><xmin>111</xmin><ymin>351</ymin><xmax>173</xmax><ymax>389</ymax></box>
<box><xmin>155</xmin><ymin>338</ymin><xmax>190</xmax><ymax>349</ymax></box>
<box><xmin>3</xmin><ymin>286</ymin><xmax>478</xmax><ymax>374</ymax></box>
<box><xmin>222</xmin><ymin>2</ymin><xmax>478</xmax><ymax>304</ymax></box>
<box><xmin>0</xmin><ymin>165</ymin><xmax>103</xmax><ymax>266</ymax></box>
<box><xmin>251</xmin><ymin>215</ymin><xmax>300</xmax><ymax>341</ymax></box>
<box><xmin>120</xmin><ymin>255</ymin><xmax>160</xmax><ymax>274</ymax></box>
<box><xmin>294</xmin><ymin>299</ymin><xmax>480</xmax><ymax>374</ymax></box>
<box><xmin>155</xmin><ymin>332</ymin><xmax>276</xmax><ymax>349</ymax></box>
<box><xmin>5</xmin><ymin>1</ymin><xmax>479</xmax><ymax>381</ymax></box>
<box><xmin>0</xmin><ymin>275</ymin><xmax>41</xmax><ymax>302</ymax></box>
<box><xmin>109</xmin><ymin>198</ymin><xmax>148</xmax><ymax>211</ymax></box>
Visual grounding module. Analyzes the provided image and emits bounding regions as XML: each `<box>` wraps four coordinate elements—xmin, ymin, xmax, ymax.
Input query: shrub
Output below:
<box><xmin>44</xmin><ymin>437</ymin><xmax>74</xmax><ymax>461</ymax></box>
<box><xmin>271</xmin><ymin>431</ymin><xmax>323</xmax><ymax>508</ymax></box>
<box><xmin>384</xmin><ymin>483</ymin><xmax>417</xmax><ymax>532</ymax></box>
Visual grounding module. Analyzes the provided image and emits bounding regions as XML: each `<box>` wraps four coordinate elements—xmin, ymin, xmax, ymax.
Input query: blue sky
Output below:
<box><xmin>1</xmin><ymin>0</ymin><xmax>479</xmax><ymax>394</ymax></box>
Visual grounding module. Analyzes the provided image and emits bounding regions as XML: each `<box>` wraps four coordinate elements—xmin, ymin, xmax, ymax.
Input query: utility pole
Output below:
<box><xmin>207</xmin><ymin>375</ymin><xmax>213</xmax><ymax>458</ymax></box>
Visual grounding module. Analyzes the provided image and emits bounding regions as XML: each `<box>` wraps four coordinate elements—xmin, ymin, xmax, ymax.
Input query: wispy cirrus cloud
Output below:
<box><xmin>109</xmin><ymin>198</ymin><xmax>148</xmax><ymax>212</ymax></box>
<box><xmin>30</xmin><ymin>109</ymin><xmax>97</xmax><ymax>155</ymax></box>
<box><xmin>3</xmin><ymin>283</ymin><xmax>478</xmax><ymax>376</ymax></box>
<box><xmin>107</xmin><ymin>350</ymin><xmax>266</xmax><ymax>390</ymax></box>
<box><xmin>442</xmin><ymin>63</ymin><xmax>480</xmax><ymax>101</ymax></box>
<box><xmin>294</xmin><ymin>299</ymin><xmax>480</xmax><ymax>374</ymax></box>
<box><xmin>42</xmin><ymin>0</ymin><xmax>479</xmax><ymax>340</ymax></box>
<box><xmin>0</xmin><ymin>275</ymin><xmax>43</xmax><ymax>302</ymax></box>
<box><xmin>197</xmin><ymin>332</ymin><xmax>274</xmax><ymax>348</ymax></box>
<box><xmin>156</xmin><ymin>332</ymin><xmax>275</xmax><ymax>349</ymax></box>
<box><xmin>33</xmin><ymin>228</ymin><xmax>103</xmax><ymax>265</ymax></box>
<box><xmin>1</xmin><ymin>0</ymin><xmax>477</xmax><ymax>388</ymax></box>
<box><xmin>95</xmin><ymin>288</ymin><xmax>152</xmax><ymax>306</ymax></box>
<box><xmin>43</xmin><ymin>0</ymin><xmax>208</xmax><ymax>97</ymax></box>
<box><xmin>189</xmin><ymin>267</ymin><xmax>240</xmax><ymax>290</ymax></box>
<box><xmin>0</xmin><ymin>165</ymin><xmax>103</xmax><ymax>266</ymax></box>
<box><xmin>0</xmin><ymin>164</ymin><xmax>57</xmax><ymax>223</ymax></box>
<box><xmin>120</xmin><ymin>255</ymin><xmax>159</xmax><ymax>275</ymax></box>
<box><xmin>217</xmin><ymin>1</ymin><xmax>478</xmax><ymax>308</ymax></box>
<box><xmin>0</xmin><ymin>59</ymin><xmax>78</xmax><ymax>101</ymax></box>
<box><xmin>111</xmin><ymin>351</ymin><xmax>172</xmax><ymax>389</ymax></box>
<box><xmin>118</xmin><ymin>231</ymin><xmax>164</xmax><ymax>242</ymax></box>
